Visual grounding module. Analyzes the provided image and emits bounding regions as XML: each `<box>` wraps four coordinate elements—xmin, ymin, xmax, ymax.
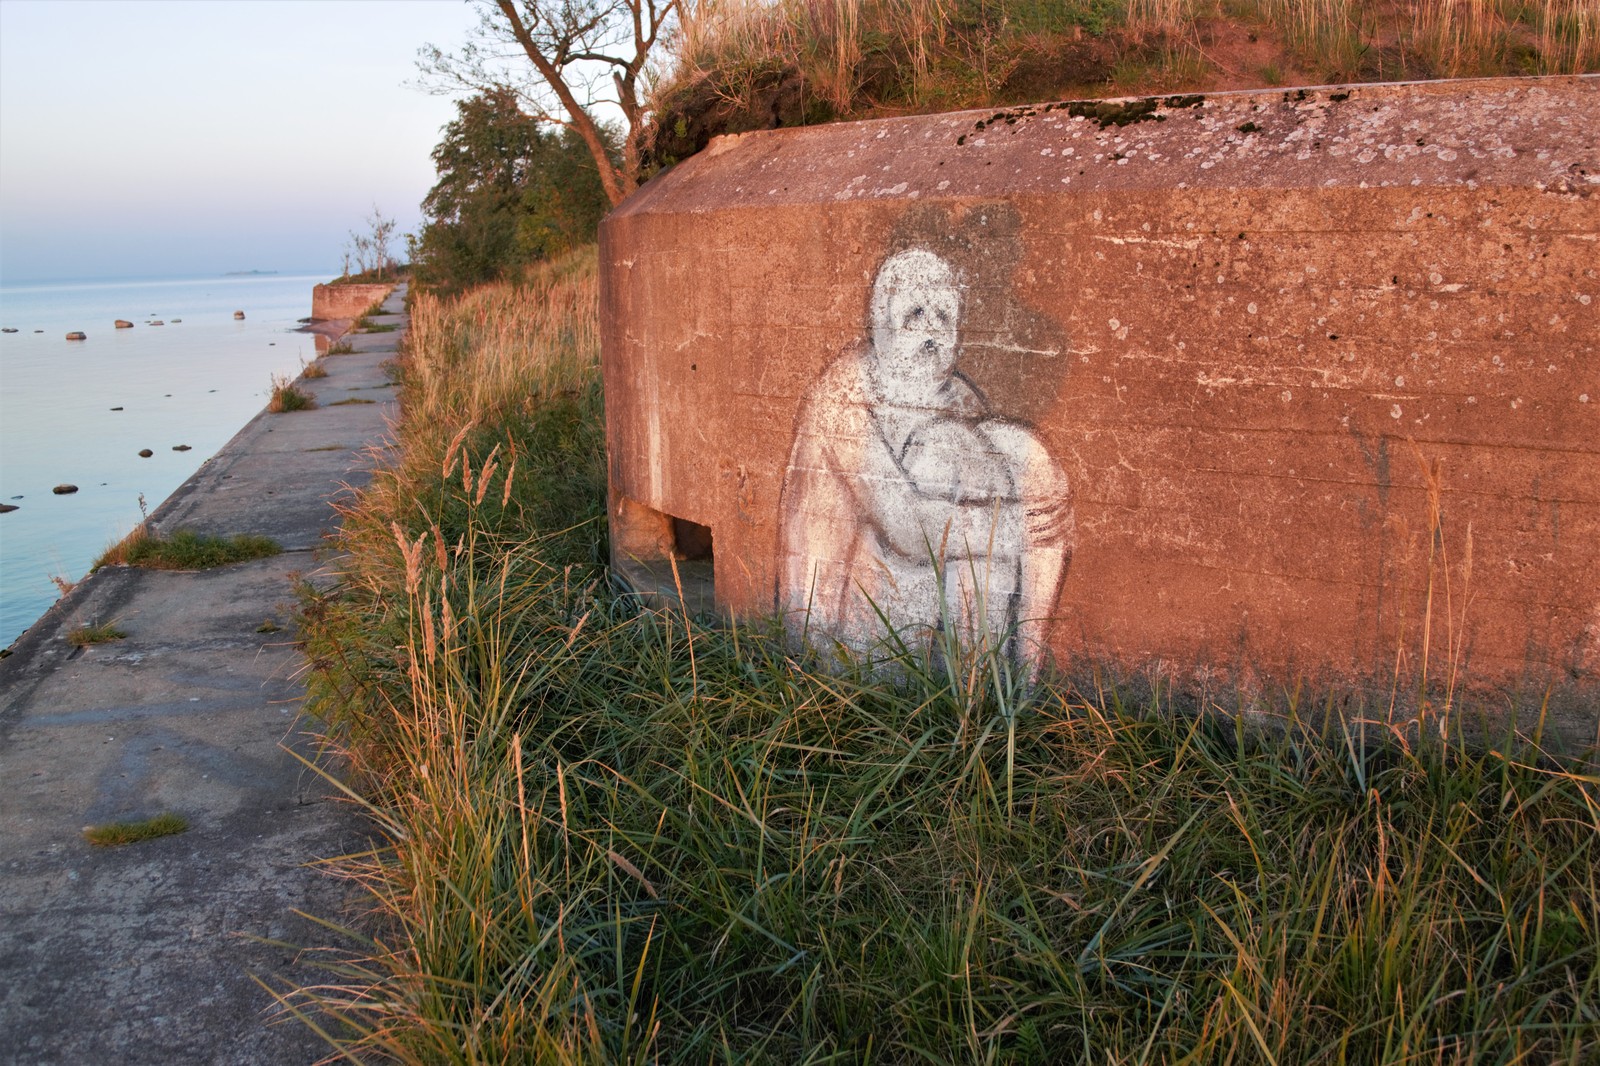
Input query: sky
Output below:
<box><xmin>0</xmin><ymin>0</ymin><xmax>490</xmax><ymax>282</ymax></box>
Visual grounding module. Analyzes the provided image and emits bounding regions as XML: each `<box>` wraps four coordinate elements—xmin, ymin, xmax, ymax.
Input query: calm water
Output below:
<box><xmin>0</xmin><ymin>273</ymin><xmax>330</xmax><ymax>647</ymax></box>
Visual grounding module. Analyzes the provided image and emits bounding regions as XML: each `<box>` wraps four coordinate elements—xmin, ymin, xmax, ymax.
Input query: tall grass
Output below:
<box><xmin>288</xmin><ymin>249</ymin><xmax>1599</xmax><ymax>1062</ymax></box>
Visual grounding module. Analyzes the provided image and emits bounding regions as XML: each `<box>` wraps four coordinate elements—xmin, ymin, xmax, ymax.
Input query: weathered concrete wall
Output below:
<box><xmin>601</xmin><ymin>77</ymin><xmax>1599</xmax><ymax>738</ymax></box>
<box><xmin>311</xmin><ymin>282</ymin><xmax>394</xmax><ymax>320</ymax></box>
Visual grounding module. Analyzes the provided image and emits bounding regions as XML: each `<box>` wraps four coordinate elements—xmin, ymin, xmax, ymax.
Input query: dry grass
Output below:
<box><xmin>66</xmin><ymin>622</ymin><xmax>127</xmax><ymax>647</ymax></box>
<box><xmin>395</xmin><ymin>249</ymin><xmax>598</xmax><ymax>432</ymax></box>
<box><xmin>652</xmin><ymin>0</ymin><xmax>1599</xmax><ymax>146</ymax></box>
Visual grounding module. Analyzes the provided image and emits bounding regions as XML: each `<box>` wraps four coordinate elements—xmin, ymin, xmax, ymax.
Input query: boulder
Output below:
<box><xmin>65</xmin><ymin>332</ymin><xmax>86</xmax><ymax>341</ymax></box>
<box><xmin>114</xmin><ymin>320</ymin><xmax>133</xmax><ymax>329</ymax></box>
<box><xmin>1</xmin><ymin>327</ymin><xmax>17</xmax><ymax>333</ymax></box>
<box><xmin>51</xmin><ymin>484</ymin><xmax>78</xmax><ymax>495</ymax></box>
<box><xmin>149</xmin><ymin>320</ymin><xmax>164</xmax><ymax>327</ymax></box>
<box><xmin>172</xmin><ymin>444</ymin><xmax>191</xmax><ymax>452</ymax></box>
<box><xmin>233</xmin><ymin>311</ymin><xmax>245</xmax><ymax>320</ymax></box>
<box><xmin>0</xmin><ymin>503</ymin><xmax>17</xmax><ymax>513</ymax></box>
<box><xmin>138</xmin><ymin>449</ymin><xmax>153</xmax><ymax>458</ymax></box>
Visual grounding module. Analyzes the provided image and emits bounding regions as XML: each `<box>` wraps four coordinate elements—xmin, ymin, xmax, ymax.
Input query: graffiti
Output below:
<box><xmin>778</xmin><ymin>247</ymin><xmax>1074</xmax><ymax>663</ymax></box>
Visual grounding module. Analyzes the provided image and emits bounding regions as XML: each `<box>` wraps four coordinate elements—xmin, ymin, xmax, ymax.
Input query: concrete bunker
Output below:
<box><xmin>601</xmin><ymin>76</ymin><xmax>1599</xmax><ymax>744</ymax></box>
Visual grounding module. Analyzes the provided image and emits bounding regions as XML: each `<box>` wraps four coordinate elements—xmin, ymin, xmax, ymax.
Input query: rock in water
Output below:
<box><xmin>149</xmin><ymin>320</ymin><xmax>164</xmax><ymax>327</ymax></box>
<box><xmin>233</xmin><ymin>310</ymin><xmax>245</xmax><ymax>320</ymax></box>
<box><xmin>172</xmin><ymin>444</ymin><xmax>191</xmax><ymax>452</ymax></box>
<box><xmin>114</xmin><ymin>320</ymin><xmax>133</xmax><ymax>329</ymax></box>
<box><xmin>0</xmin><ymin>503</ymin><xmax>18</xmax><ymax>513</ymax></box>
<box><xmin>65</xmin><ymin>331</ymin><xmax>86</xmax><ymax>341</ymax></box>
<box><xmin>1</xmin><ymin>327</ymin><xmax>17</xmax><ymax>333</ymax></box>
<box><xmin>52</xmin><ymin>484</ymin><xmax>78</xmax><ymax>495</ymax></box>
<box><xmin>138</xmin><ymin>449</ymin><xmax>153</xmax><ymax>458</ymax></box>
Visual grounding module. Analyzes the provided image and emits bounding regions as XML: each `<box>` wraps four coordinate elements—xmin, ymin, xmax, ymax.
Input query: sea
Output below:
<box><xmin>0</xmin><ymin>272</ymin><xmax>334</xmax><ymax>648</ymax></box>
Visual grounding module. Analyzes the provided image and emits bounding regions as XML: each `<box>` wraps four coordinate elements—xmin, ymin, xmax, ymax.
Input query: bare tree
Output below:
<box><xmin>366</xmin><ymin>206</ymin><xmax>397</xmax><ymax>279</ymax></box>
<box><xmin>418</xmin><ymin>0</ymin><xmax>683</xmax><ymax>207</ymax></box>
<box><xmin>345</xmin><ymin>207</ymin><xmax>397</xmax><ymax>279</ymax></box>
<box><xmin>344</xmin><ymin>235</ymin><xmax>366</xmax><ymax>277</ymax></box>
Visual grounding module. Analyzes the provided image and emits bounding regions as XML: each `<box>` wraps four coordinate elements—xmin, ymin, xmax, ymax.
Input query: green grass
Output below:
<box><xmin>328</xmin><ymin>397</ymin><xmax>375</xmax><ymax>406</ymax></box>
<box><xmin>269</xmin><ymin>374</ymin><xmax>316</xmax><ymax>412</ymax></box>
<box><xmin>286</xmin><ymin>249</ymin><xmax>1599</xmax><ymax>1063</ymax></box>
<box><xmin>66</xmin><ymin>622</ymin><xmax>127</xmax><ymax>647</ymax></box>
<box><xmin>324</xmin><ymin>339</ymin><xmax>355</xmax><ymax>355</ymax></box>
<box><xmin>353</xmin><ymin>301</ymin><xmax>400</xmax><ymax>334</ymax></box>
<box><xmin>83</xmin><ymin>812</ymin><xmax>189</xmax><ymax>847</ymax></box>
<box><xmin>97</xmin><ymin>528</ymin><xmax>281</xmax><ymax>571</ymax></box>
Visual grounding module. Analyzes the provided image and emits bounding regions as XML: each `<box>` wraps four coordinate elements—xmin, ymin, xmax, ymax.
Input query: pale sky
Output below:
<box><xmin>0</xmin><ymin>0</ymin><xmax>489</xmax><ymax>281</ymax></box>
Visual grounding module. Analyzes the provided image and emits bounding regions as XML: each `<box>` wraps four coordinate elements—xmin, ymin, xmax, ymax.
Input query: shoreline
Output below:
<box><xmin>1</xmin><ymin>309</ymin><xmax>358</xmax><ymax>659</ymax></box>
<box><xmin>0</xmin><ymin>274</ymin><xmax>337</xmax><ymax>649</ymax></box>
<box><xmin>0</xmin><ymin>284</ymin><xmax>404</xmax><ymax>1062</ymax></box>
<box><xmin>297</xmin><ymin>316</ymin><xmax>353</xmax><ymax>341</ymax></box>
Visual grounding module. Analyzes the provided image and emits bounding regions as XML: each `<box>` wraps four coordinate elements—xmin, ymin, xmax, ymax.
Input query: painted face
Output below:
<box><xmin>870</xmin><ymin>250</ymin><xmax>961</xmax><ymax>395</ymax></box>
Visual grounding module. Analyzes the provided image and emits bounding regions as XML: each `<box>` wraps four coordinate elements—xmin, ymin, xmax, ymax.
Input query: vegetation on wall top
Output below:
<box><xmin>643</xmin><ymin>0</ymin><xmax>1600</xmax><ymax>170</ymax></box>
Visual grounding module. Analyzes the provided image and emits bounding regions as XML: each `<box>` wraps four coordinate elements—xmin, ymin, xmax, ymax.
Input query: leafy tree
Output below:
<box><xmin>418</xmin><ymin>0</ymin><xmax>684</xmax><ymax>207</ymax></box>
<box><xmin>415</xmin><ymin>88</ymin><xmax>610</xmax><ymax>291</ymax></box>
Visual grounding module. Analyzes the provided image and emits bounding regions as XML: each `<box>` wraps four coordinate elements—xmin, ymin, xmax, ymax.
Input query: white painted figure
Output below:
<box><xmin>779</xmin><ymin>248</ymin><xmax>1073</xmax><ymax>665</ymax></box>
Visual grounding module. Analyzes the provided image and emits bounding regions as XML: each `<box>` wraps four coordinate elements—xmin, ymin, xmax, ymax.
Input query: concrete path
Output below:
<box><xmin>0</xmin><ymin>286</ymin><xmax>408</xmax><ymax>1064</ymax></box>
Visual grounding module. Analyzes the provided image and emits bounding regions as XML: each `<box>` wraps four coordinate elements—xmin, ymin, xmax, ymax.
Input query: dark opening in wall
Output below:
<box><xmin>611</xmin><ymin>496</ymin><xmax>715</xmax><ymax>615</ymax></box>
<box><xmin>672</xmin><ymin>517</ymin><xmax>714</xmax><ymax>560</ymax></box>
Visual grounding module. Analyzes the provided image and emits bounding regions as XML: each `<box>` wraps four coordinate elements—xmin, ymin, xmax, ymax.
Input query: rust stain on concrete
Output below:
<box><xmin>601</xmin><ymin>77</ymin><xmax>1599</xmax><ymax>742</ymax></box>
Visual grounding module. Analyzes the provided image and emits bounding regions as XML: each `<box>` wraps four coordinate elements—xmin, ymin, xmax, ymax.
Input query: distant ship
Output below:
<box><xmin>224</xmin><ymin>270</ymin><xmax>278</xmax><ymax>276</ymax></box>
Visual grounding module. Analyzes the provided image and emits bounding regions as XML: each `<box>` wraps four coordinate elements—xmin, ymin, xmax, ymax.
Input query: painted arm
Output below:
<box><xmin>843</xmin><ymin>418</ymin><xmax>1022</xmax><ymax>563</ymax></box>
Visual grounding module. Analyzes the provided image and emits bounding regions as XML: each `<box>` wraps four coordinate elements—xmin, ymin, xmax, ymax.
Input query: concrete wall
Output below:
<box><xmin>600</xmin><ymin>77</ymin><xmax>1599</xmax><ymax>739</ymax></box>
<box><xmin>311</xmin><ymin>282</ymin><xmax>394</xmax><ymax>321</ymax></box>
